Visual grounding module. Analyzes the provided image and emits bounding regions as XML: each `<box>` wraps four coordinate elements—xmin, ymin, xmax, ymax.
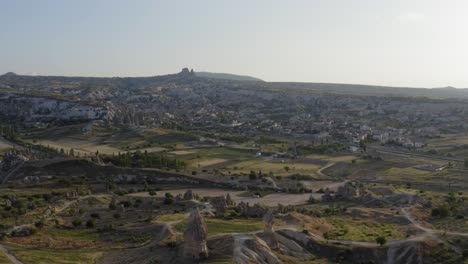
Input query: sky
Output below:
<box><xmin>1</xmin><ymin>0</ymin><xmax>468</xmax><ymax>87</ymax></box>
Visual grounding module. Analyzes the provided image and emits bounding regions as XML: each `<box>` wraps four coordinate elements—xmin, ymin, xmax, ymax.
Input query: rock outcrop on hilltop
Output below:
<box><xmin>179</xmin><ymin>68</ymin><xmax>194</xmax><ymax>76</ymax></box>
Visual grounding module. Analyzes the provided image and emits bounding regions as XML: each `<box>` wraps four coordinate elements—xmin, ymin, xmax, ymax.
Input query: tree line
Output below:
<box><xmin>102</xmin><ymin>150</ymin><xmax>186</xmax><ymax>171</ymax></box>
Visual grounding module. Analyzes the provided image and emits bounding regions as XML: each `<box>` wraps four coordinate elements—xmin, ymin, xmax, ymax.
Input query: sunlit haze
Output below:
<box><xmin>1</xmin><ymin>0</ymin><xmax>468</xmax><ymax>87</ymax></box>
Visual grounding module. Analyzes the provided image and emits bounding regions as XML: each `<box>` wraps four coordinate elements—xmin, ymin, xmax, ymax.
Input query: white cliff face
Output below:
<box><xmin>0</xmin><ymin>94</ymin><xmax>112</xmax><ymax>122</ymax></box>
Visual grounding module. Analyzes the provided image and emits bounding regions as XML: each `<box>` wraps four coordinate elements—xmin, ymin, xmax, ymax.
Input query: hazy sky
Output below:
<box><xmin>1</xmin><ymin>0</ymin><xmax>468</xmax><ymax>87</ymax></box>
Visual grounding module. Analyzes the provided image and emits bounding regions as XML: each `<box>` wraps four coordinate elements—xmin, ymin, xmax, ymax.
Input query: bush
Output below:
<box><xmin>90</xmin><ymin>213</ymin><xmax>100</xmax><ymax>219</ymax></box>
<box><xmin>164</xmin><ymin>198</ymin><xmax>174</xmax><ymax>205</ymax></box>
<box><xmin>113</xmin><ymin>213</ymin><xmax>121</xmax><ymax>219</ymax></box>
<box><xmin>431</xmin><ymin>205</ymin><xmax>450</xmax><ymax>218</ymax></box>
<box><xmin>462</xmin><ymin>249</ymin><xmax>468</xmax><ymax>259</ymax></box>
<box><xmin>164</xmin><ymin>193</ymin><xmax>174</xmax><ymax>204</ymax></box>
<box><xmin>199</xmin><ymin>251</ymin><xmax>208</xmax><ymax>259</ymax></box>
<box><xmin>72</xmin><ymin>219</ymin><xmax>82</xmax><ymax>227</ymax></box>
<box><xmin>375</xmin><ymin>236</ymin><xmax>387</xmax><ymax>246</ymax></box>
<box><xmin>34</xmin><ymin>219</ymin><xmax>45</xmax><ymax>229</ymax></box>
<box><xmin>86</xmin><ymin>219</ymin><xmax>95</xmax><ymax>228</ymax></box>
<box><xmin>166</xmin><ymin>241</ymin><xmax>177</xmax><ymax>248</ymax></box>
<box><xmin>120</xmin><ymin>201</ymin><xmax>131</xmax><ymax>208</ymax></box>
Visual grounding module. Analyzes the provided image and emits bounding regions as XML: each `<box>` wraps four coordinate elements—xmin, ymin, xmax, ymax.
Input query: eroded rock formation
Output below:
<box><xmin>183</xmin><ymin>209</ymin><xmax>208</xmax><ymax>260</ymax></box>
<box><xmin>183</xmin><ymin>189</ymin><xmax>195</xmax><ymax>200</ymax></box>
<box><xmin>262</xmin><ymin>209</ymin><xmax>279</xmax><ymax>249</ymax></box>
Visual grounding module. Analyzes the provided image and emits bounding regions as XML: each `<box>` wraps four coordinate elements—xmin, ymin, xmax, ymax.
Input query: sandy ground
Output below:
<box><xmin>0</xmin><ymin>136</ymin><xmax>15</xmax><ymax>149</ymax></box>
<box><xmin>128</xmin><ymin>187</ymin><xmax>323</xmax><ymax>206</ymax></box>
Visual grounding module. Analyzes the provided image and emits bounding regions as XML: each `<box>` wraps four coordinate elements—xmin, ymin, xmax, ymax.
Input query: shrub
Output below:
<box><xmin>431</xmin><ymin>205</ymin><xmax>450</xmax><ymax>218</ymax></box>
<box><xmin>164</xmin><ymin>198</ymin><xmax>174</xmax><ymax>205</ymax></box>
<box><xmin>375</xmin><ymin>236</ymin><xmax>387</xmax><ymax>246</ymax></box>
<box><xmin>462</xmin><ymin>249</ymin><xmax>468</xmax><ymax>260</ymax></box>
<box><xmin>90</xmin><ymin>213</ymin><xmax>100</xmax><ymax>219</ymax></box>
<box><xmin>72</xmin><ymin>219</ymin><xmax>82</xmax><ymax>227</ymax></box>
<box><xmin>166</xmin><ymin>241</ymin><xmax>177</xmax><ymax>248</ymax></box>
<box><xmin>120</xmin><ymin>201</ymin><xmax>131</xmax><ymax>208</ymax></box>
<box><xmin>113</xmin><ymin>213</ymin><xmax>121</xmax><ymax>219</ymax></box>
<box><xmin>164</xmin><ymin>193</ymin><xmax>174</xmax><ymax>204</ymax></box>
<box><xmin>34</xmin><ymin>219</ymin><xmax>45</xmax><ymax>229</ymax></box>
<box><xmin>86</xmin><ymin>219</ymin><xmax>95</xmax><ymax>228</ymax></box>
<box><xmin>199</xmin><ymin>251</ymin><xmax>208</xmax><ymax>259</ymax></box>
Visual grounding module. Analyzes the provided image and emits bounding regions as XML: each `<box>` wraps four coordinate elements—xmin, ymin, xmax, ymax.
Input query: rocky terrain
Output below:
<box><xmin>0</xmin><ymin>70</ymin><xmax>466</xmax><ymax>263</ymax></box>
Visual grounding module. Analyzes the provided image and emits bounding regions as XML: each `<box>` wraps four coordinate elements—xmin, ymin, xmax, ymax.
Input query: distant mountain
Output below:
<box><xmin>195</xmin><ymin>71</ymin><xmax>263</xmax><ymax>82</ymax></box>
<box><xmin>269</xmin><ymin>82</ymin><xmax>468</xmax><ymax>99</ymax></box>
<box><xmin>2</xmin><ymin>68</ymin><xmax>468</xmax><ymax>99</ymax></box>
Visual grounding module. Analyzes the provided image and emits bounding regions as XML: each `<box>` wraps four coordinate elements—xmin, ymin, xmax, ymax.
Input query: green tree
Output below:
<box><xmin>375</xmin><ymin>236</ymin><xmax>387</xmax><ymax>246</ymax></box>
<box><xmin>86</xmin><ymin>219</ymin><xmax>95</xmax><ymax>228</ymax></box>
<box><xmin>72</xmin><ymin>219</ymin><xmax>82</xmax><ymax>227</ymax></box>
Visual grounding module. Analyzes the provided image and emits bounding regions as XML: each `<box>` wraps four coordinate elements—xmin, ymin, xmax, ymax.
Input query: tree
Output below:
<box><xmin>249</xmin><ymin>170</ymin><xmax>257</xmax><ymax>180</ymax></box>
<box><xmin>164</xmin><ymin>192</ymin><xmax>174</xmax><ymax>204</ymax></box>
<box><xmin>86</xmin><ymin>219</ymin><xmax>95</xmax><ymax>228</ymax></box>
<box><xmin>431</xmin><ymin>205</ymin><xmax>450</xmax><ymax>218</ymax></box>
<box><xmin>72</xmin><ymin>219</ymin><xmax>82</xmax><ymax>227</ymax></box>
<box><xmin>359</xmin><ymin>140</ymin><xmax>367</xmax><ymax>151</ymax></box>
<box><xmin>375</xmin><ymin>236</ymin><xmax>387</xmax><ymax>246</ymax></box>
<box><xmin>284</xmin><ymin>166</ymin><xmax>290</xmax><ymax>173</ymax></box>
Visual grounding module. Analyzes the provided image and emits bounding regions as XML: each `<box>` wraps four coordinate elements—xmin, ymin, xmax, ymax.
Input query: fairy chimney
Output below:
<box><xmin>262</xmin><ymin>209</ymin><xmax>278</xmax><ymax>249</ymax></box>
<box><xmin>183</xmin><ymin>209</ymin><xmax>208</xmax><ymax>260</ymax></box>
<box><xmin>183</xmin><ymin>190</ymin><xmax>195</xmax><ymax>200</ymax></box>
<box><xmin>321</xmin><ymin>188</ymin><xmax>333</xmax><ymax>202</ymax></box>
<box><xmin>226</xmin><ymin>193</ymin><xmax>235</xmax><ymax>206</ymax></box>
<box><xmin>211</xmin><ymin>196</ymin><xmax>227</xmax><ymax>215</ymax></box>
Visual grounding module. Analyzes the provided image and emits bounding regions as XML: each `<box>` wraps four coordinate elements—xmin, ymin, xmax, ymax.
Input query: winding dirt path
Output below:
<box><xmin>401</xmin><ymin>207</ymin><xmax>468</xmax><ymax>238</ymax></box>
<box><xmin>317</xmin><ymin>162</ymin><xmax>335</xmax><ymax>178</ymax></box>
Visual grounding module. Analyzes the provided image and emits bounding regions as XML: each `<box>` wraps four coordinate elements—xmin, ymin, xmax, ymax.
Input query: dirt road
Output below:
<box><xmin>0</xmin><ymin>244</ymin><xmax>23</xmax><ymax>264</ymax></box>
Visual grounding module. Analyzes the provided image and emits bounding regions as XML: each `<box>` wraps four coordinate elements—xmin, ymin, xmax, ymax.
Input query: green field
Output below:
<box><xmin>175</xmin><ymin>218</ymin><xmax>264</xmax><ymax>235</ymax></box>
<box><xmin>324</xmin><ymin>216</ymin><xmax>406</xmax><ymax>242</ymax></box>
<box><xmin>224</xmin><ymin>158</ymin><xmax>322</xmax><ymax>177</ymax></box>
<box><xmin>7</xmin><ymin>247</ymin><xmax>101</xmax><ymax>264</ymax></box>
